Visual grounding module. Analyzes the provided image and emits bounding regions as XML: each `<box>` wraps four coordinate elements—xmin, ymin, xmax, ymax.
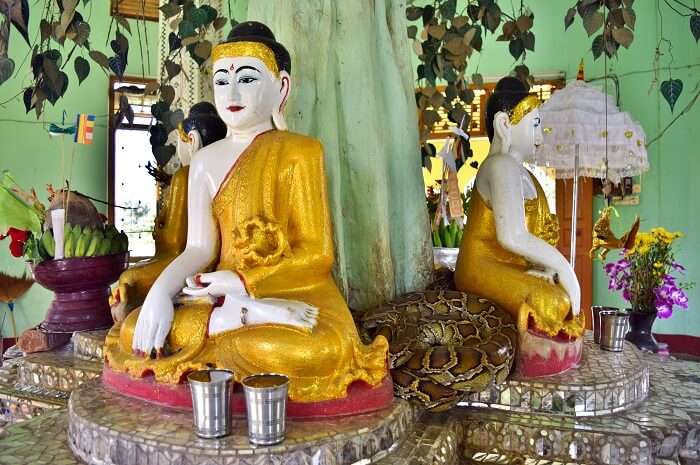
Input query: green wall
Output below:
<box><xmin>0</xmin><ymin>4</ymin><xmax>157</xmax><ymax>336</ymax></box>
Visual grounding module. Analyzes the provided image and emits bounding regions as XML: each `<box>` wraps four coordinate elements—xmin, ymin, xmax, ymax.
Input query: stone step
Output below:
<box><xmin>16</xmin><ymin>347</ymin><xmax>102</xmax><ymax>393</ymax></box>
<box><xmin>72</xmin><ymin>330</ymin><xmax>108</xmax><ymax>361</ymax></box>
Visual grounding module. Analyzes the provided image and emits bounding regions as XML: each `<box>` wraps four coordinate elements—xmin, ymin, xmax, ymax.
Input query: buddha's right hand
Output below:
<box><xmin>183</xmin><ymin>270</ymin><xmax>247</xmax><ymax>297</ymax></box>
<box><xmin>132</xmin><ymin>290</ymin><xmax>174</xmax><ymax>357</ymax></box>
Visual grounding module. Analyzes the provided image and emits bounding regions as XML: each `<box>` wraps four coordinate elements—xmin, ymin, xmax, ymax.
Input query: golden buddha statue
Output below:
<box><xmin>104</xmin><ymin>22</ymin><xmax>388</xmax><ymax>402</ymax></box>
<box><xmin>109</xmin><ymin>102</ymin><xmax>227</xmax><ymax>323</ymax></box>
<box><xmin>454</xmin><ymin>78</ymin><xmax>584</xmax><ymax>377</ymax></box>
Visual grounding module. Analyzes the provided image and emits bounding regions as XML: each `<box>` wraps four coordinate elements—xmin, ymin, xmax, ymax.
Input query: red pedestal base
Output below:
<box><xmin>516</xmin><ymin>329</ymin><xmax>583</xmax><ymax>378</ymax></box>
<box><xmin>102</xmin><ymin>366</ymin><xmax>394</xmax><ymax>418</ymax></box>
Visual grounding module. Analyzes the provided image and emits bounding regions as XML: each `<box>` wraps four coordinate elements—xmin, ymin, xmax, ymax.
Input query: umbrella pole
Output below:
<box><xmin>570</xmin><ymin>145</ymin><xmax>579</xmax><ymax>269</ymax></box>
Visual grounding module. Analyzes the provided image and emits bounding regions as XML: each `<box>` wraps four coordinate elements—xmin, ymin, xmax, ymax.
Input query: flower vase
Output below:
<box><xmin>625</xmin><ymin>310</ymin><xmax>659</xmax><ymax>352</ymax></box>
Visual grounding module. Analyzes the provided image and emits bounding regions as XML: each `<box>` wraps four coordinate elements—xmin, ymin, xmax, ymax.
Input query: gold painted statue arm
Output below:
<box><xmin>109</xmin><ymin>167</ymin><xmax>189</xmax><ymax>322</ymax></box>
<box><xmin>236</xmin><ymin>143</ymin><xmax>334</xmax><ymax>298</ymax></box>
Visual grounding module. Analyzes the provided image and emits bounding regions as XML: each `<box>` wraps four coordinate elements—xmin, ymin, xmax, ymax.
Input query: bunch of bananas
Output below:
<box><xmin>37</xmin><ymin>224</ymin><xmax>129</xmax><ymax>260</ymax></box>
<box><xmin>432</xmin><ymin>220</ymin><xmax>463</xmax><ymax>248</ymax></box>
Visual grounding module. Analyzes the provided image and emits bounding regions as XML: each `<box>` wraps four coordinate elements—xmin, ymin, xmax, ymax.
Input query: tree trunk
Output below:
<box><xmin>248</xmin><ymin>1</ymin><xmax>432</xmax><ymax>310</ymax></box>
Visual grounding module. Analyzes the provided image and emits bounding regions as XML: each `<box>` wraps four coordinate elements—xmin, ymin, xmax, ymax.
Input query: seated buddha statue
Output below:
<box><xmin>454</xmin><ymin>77</ymin><xmax>585</xmax><ymax>377</ymax></box>
<box><xmin>109</xmin><ymin>102</ymin><xmax>227</xmax><ymax>323</ymax></box>
<box><xmin>104</xmin><ymin>22</ymin><xmax>389</xmax><ymax>402</ymax></box>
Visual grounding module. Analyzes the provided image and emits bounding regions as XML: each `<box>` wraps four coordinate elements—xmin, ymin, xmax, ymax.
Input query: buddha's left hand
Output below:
<box><xmin>182</xmin><ymin>270</ymin><xmax>247</xmax><ymax>297</ymax></box>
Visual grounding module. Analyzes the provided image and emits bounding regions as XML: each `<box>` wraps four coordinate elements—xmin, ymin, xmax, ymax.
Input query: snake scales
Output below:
<box><xmin>361</xmin><ymin>290</ymin><xmax>517</xmax><ymax>411</ymax></box>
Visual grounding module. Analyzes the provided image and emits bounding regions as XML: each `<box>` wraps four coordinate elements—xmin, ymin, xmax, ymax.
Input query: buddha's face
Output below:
<box><xmin>509</xmin><ymin>108</ymin><xmax>543</xmax><ymax>158</ymax></box>
<box><xmin>212</xmin><ymin>56</ymin><xmax>289</xmax><ymax>134</ymax></box>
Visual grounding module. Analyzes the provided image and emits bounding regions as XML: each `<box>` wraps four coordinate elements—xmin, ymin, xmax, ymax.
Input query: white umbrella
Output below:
<box><xmin>533</xmin><ymin>80</ymin><xmax>649</xmax><ymax>268</ymax></box>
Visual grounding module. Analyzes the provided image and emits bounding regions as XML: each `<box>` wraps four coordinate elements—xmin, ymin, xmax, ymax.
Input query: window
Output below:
<box><xmin>108</xmin><ymin>77</ymin><xmax>160</xmax><ymax>260</ymax></box>
<box><xmin>111</xmin><ymin>0</ymin><xmax>159</xmax><ymax>21</ymax></box>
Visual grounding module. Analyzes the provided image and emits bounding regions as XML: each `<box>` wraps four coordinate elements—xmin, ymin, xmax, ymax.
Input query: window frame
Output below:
<box><xmin>108</xmin><ymin>75</ymin><xmax>159</xmax><ymax>262</ymax></box>
<box><xmin>110</xmin><ymin>0</ymin><xmax>159</xmax><ymax>22</ymax></box>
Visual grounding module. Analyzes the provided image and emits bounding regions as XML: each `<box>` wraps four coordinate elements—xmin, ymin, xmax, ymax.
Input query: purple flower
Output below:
<box><xmin>657</xmin><ymin>303</ymin><xmax>673</xmax><ymax>319</ymax></box>
<box><xmin>671</xmin><ymin>288</ymin><xmax>689</xmax><ymax>309</ymax></box>
<box><xmin>672</xmin><ymin>262</ymin><xmax>686</xmax><ymax>272</ymax></box>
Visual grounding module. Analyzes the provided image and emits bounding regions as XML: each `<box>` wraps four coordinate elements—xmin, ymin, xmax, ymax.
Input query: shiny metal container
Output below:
<box><xmin>433</xmin><ymin>247</ymin><xmax>459</xmax><ymax>271</ymax></box>
<box><xmin>242</xmin><ymin>373</ymin><xmax>289</xmax><ymax>445</ymax></box>
<box><xmin>600</xmin><ymin>311</ymin><xmax>630</xmax><ymax>352</ymax></box>
<box><xmin>592</xmin><ymin>306</ymin><xmax>619</xmax><ymax>344</ymax></box>
<box><xmin>187</xmin><ymin>369</ymin><xmax>234</xmax><ymax>438</ymax></box>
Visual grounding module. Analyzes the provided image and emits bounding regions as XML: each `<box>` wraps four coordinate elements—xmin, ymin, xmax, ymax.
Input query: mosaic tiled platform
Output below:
<box><xmin>460</xmin><ymin>335</ymin><xmax>650</xmax><ymax>417</ymax></box>
<box><xmin>16</xmin><ymin>346</ymin><xmax>101</xmax><ymax>393</ymax></box>
<box><xmin>72</xmin><ymin>330</ymin><xmax>108</xmax><ymax>361</ymax></box>
<box><xmin>461</xmin><ymin>345</ymin><xmax>700</xmax><ymax>464</ymax></box>
<box><xmin>68</xmin><ymin>379</ymin><xmax>417</xmax><ymax>465</ymax></box>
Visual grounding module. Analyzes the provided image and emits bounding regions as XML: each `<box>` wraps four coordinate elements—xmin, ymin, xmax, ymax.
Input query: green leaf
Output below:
<box><xmin>509</xmin><ymin>38</ymin><xmax>524</xmax><ymax>60</ymax></box>
<box><xmin>89</xmin><ymin>50</ymin><xmax>110</xmax><ymax>69</ymax></box>
<box><xmin>439</xmin><ymin>0</ymin><xmax>457</xmax><ymax>20</ymax></box>
<box><xmin>691</xmin><ymin>15</ymin><xmax>700</xmax><ymax>42</ymax></box>
<box><xmin>200</xmin><ymin>5</ymin><xmax>218</xmax><ymax>24</ymax></box>
<box><xmin>187</xmin><ymin>8</ymin><xmax>208</xmax><ymax>28</ymax></box>
<box><xmin>74</xmin><ymin>56</ymin><xmax>90</xmax><ymax>84</ymax></box>
<box><xmin>178</xmin><ymin>19</ymin><xmax>196</xmax><ymax>38</ymax></box>
<box><xmin>592</xmin><ymin>34</ymin><xmax>604</xmax><ymax>60</ymax></box>
<box><xmin>0</xmin><ymin>57</ymin><xmax>15</xmax><ymax>85</ymax></box>
<box><xmin>660</xmin><ymin>78</ymin><xmax>683</xmax><ymax>112</ymax></box>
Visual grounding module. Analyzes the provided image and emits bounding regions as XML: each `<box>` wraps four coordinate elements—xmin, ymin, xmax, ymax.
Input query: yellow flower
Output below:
<box><xmin>654</xmin><ymin>262</ymin><xmax>663</xmax><ymax>268</ymax></box>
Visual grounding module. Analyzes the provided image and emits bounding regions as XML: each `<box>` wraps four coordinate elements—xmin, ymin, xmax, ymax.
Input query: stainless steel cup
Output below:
<box><xmin>187</xmin><ymin>369</ymin><xmax>234</xmax><ymax>438</ymax></box>
<box><xmin>600</xmin><ymin>311</ymin><xmax>630</xmax><ymax>352</ymax></box>
<box><xmin>592</xmin><ymin>306</ymin><xmax>619</xmax><ymax>343</ymax></box>
<box><xmin>242</xmin><ymin>373</ymin><xmax>289</xmax><ymax>445</ymax></box>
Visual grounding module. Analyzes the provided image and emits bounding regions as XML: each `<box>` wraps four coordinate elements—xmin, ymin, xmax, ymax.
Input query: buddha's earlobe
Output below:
<box><xmin>493</xmin><ymin>111</ymin><xmax>512</xmax><ymax>153</ymax></box>
<box><xmin>272</xmin><ymin>71</ymin><xmax>291</xmax><ymax>130</ymax></box>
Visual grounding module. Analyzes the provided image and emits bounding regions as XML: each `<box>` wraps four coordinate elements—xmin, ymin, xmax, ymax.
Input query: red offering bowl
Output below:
<box><xmin>31</xmin><ymin>253</ymin><xmax>129</xmax><ymax>332</ymax></box>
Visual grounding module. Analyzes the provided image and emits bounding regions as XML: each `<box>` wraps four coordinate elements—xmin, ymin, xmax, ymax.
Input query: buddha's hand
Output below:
<box><xmin>214</xmin><ymin>294</ymin><xmax>319</xmax><ymax>333</ymax></box>
<box><xmin>132</xmin><ymin>290</ymin><xmax>174</xmax><ymax>357</ymax></box>
<box><xmin>182</xmin><ymin>270</ymin><xmax>247</xmax><ymax>297</ymax></box>
<box><xmin>109</xmin><ymin>284</ymin><xmax>129</xmax><ymax>324</ymax></box>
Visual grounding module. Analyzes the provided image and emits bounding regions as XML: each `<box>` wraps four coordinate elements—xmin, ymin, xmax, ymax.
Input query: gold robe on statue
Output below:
<box><xmin>454</xmin><ymin>173</ymin><xmax>584</xmax><ymax>338</ymax></box>
<box><xmin>105</xmin><ymin>130</ymin><xmax>389</xmax><ymax>402</ymax></box>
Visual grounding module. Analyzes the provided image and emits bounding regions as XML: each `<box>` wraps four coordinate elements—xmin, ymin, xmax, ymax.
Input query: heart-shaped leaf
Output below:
<box><xmin>153</xmin><ymin>144</ymin><xmax>176</xmax><ymax>167</ymax></box>
<box><xmin>691</xmin><ymin>15</ymin><xmax>700</xmax><ymax>42</ymax></box>
<box><xmin>200</xmin><ymin>5</ymin><xmax>218</xmax><ymax>24</ymax></box>
<box><xmin>160</xmin><ymin>85</ymin><xmax>175</xmax><ymax>105</ymax></box>
<box><xmin>108</xmin><ymin>55</ymin><xmax>125</xmax><ymax>78</ymax></box>
<box><xmin>178</xmin><ymin>20</ymin><xmax>196</xmax><ymax>38</ymax></box>
<box><xmin>213</xmin><ymin>17</ymin><xmax>228</xmax><ymax>31</ymax></box>
<box><xmin>660</xmin><ymin>78</ymin><xmax>683</xmax><ymax>112</ymax></box>
<box><xmin>194</xmin><ymin>40</ymin><xmax>212</xmax><ymax>60</ymax></box>
<box><xmin>160</xmin><ymin>2</ymin><xmax>180</xmax><ymax>19</ymax></box>
<box><xmin>23</xmin><ymin>87</ymin><xmax>34</xmax><ymax>113</ymax></box>
<box><xmin>89</xmin><ymin>50</ymin><xmax>110</xmax><ymax>69</ymax></box>
<box><xmin>165</xmin><ymin>60</ymin><xmax>182</xmax><ymax>81</ymax></box>
<box><xmin>114</xmin><ymin>16</ymin><xmax>131</xmax><ymax>35</ymax></box>
<box><xmin>40</xmin><ymin>19</ymin><xmax>52</xmax><ymax>42</ymax></box>
<box><xmin>151</xmin><ymin>101</ymin><xmax>169</xmax><ymax>120</ymax></box>
<box><xmin>522</xmin><ymin>31</ymin><xmax>535</xmax><ymax>51</ymax></box>
<box><xmin>509</xmin><ymin>38</ymin><xmax>524</xmax><ymax>60</ymax></box>
<box><xmin>0</xmin><ymin>57</ymin><xmax>15</xmax><ymax>85</ymax></box>
<box><xmin>612</xmin><ymin>27</ymin><xmax>634</xmax><ymax>48</ymax></box>
<box><xmin>168</xmin><ymin>32</ymin><xmax>181</xmax><ymax>52</ymax></box>
<box><xmin>583</xmin><ymin>10</ymin><xmax>604</xmax><ymax>36</ymax></box>
<box><xmin>74</xmin><ymin>56</ymin><xmax>90</xmax><ymax>84</ymax></box>
<box><xmin>565</xmin><ymin>7</ymin><xmax>576</xmax><ymax>30</ymax></box>
<box><xmin>406</xmin><ymin>6</ymin><xmax>423</xmax><ymax>21</ymax></box>
<box><xmin>471</xmin><ymin>73</ymin><xmax>483</xmax><ymax>88</ymax></box>
<box><xmin>188</xmin><ymin>8</ymin><xmax>208</xmax><ymax>28</ymax></box>
<box><xmin>73</xmin><ymin>22</ymin><xmax>90</xmax><ymax>46</ymax></box>
<box><xmin>440</xmin><ymin>0</ymin><xmax>457</xmax><ymax>20</ymax></box>
<box><xmin>592</xmin><ymin>34</ymin><xmax>604</xmax><ymax>60</ymax></box>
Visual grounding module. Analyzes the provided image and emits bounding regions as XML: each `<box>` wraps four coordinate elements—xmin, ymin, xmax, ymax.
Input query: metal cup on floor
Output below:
<box><xmin>187</xmin><ymin>369</ymin><xmax>234</xmax><ymax>438</ymax></box>
<box><xmin>599</xmin><ymin>311</ymin><xmax>630</xmax><ymax>352</ymax></box>
<box><xmin>592</xmin><ymin>306</ymin><xmax>619</xmax><ymax>344</ymax></box>
<box><xmin>242</xmin><ymin>373</ymin><xmax>289</xmax><ymax>445</ymax></box>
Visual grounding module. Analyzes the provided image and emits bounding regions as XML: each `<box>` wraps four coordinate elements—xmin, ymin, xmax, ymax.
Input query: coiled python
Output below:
<box><xmin>361</xmin><ymin>290</ymin><xmax>517</xmax><ymax>411</ymax></box>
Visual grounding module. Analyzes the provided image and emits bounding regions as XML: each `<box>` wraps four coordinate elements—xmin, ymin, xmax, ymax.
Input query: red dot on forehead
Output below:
<box><xmin>229</xmin><ymin>63</ymin><xmax>236</xmax><ymax>71</ymax></box>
